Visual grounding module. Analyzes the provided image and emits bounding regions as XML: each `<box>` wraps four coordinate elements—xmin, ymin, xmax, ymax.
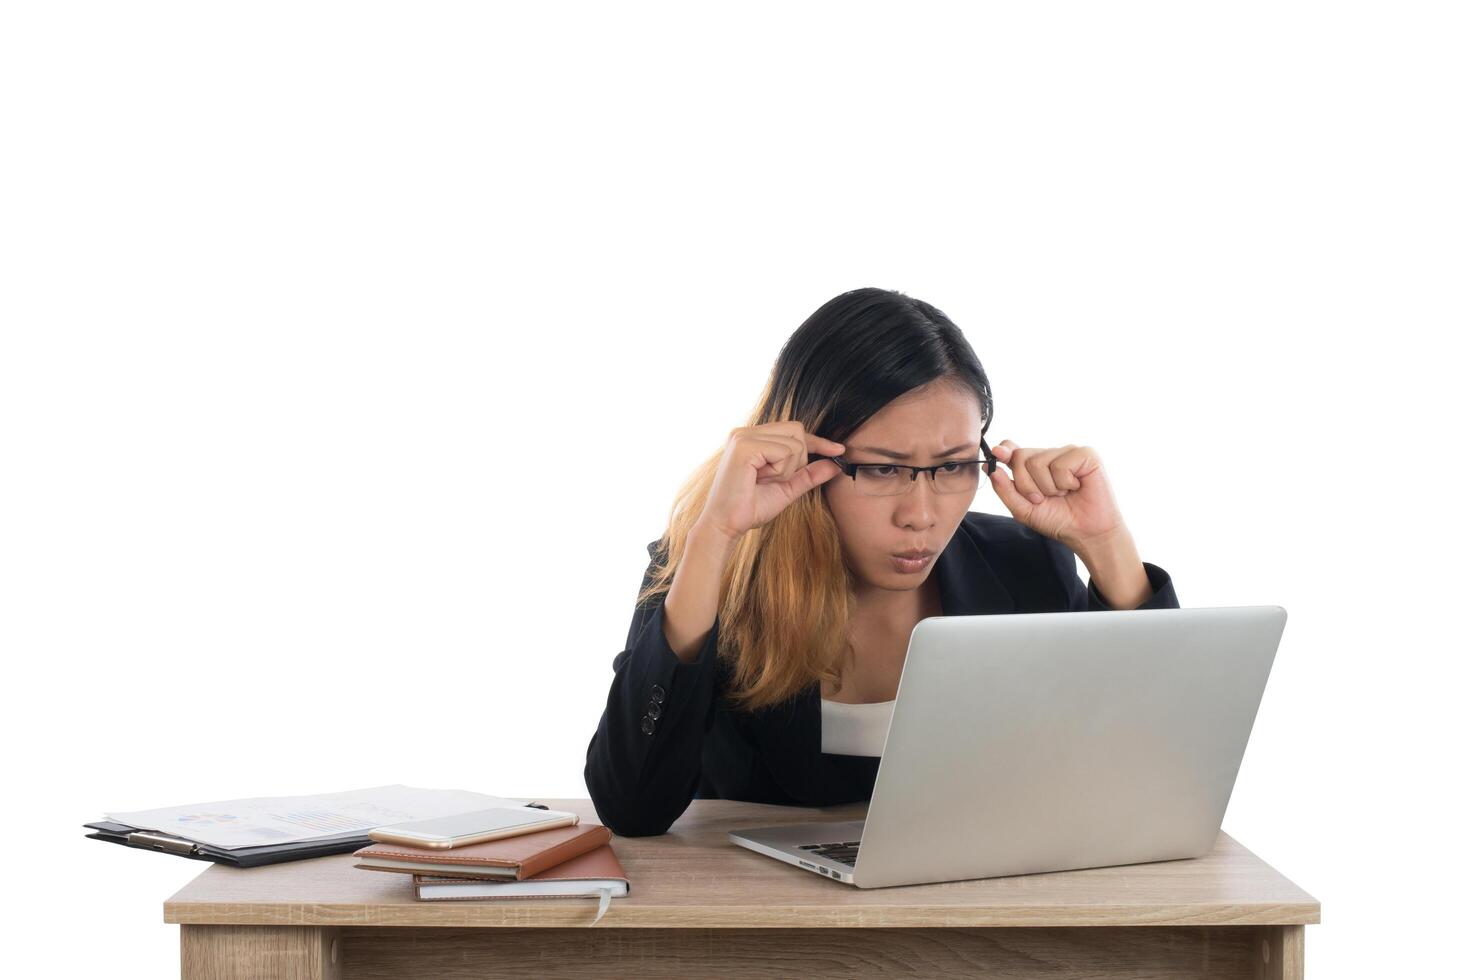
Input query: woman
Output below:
<box><xmin>584</xmin><ymin>287</ymin><xmax>1180</xmax><ymax>837</ymax></box>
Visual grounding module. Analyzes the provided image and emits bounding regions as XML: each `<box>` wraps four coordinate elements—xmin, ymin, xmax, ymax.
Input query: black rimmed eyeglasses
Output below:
<box><xmin>811</xmin><ymin>438</ymin><xmax>1000</xmax><ymax>498</ymax></box>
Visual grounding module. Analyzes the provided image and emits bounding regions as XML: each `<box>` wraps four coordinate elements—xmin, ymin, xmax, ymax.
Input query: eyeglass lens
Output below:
<box><xmin>852</xmin><ymin>462</ymin><xmax>984</xmax><ymax>497</ymax></box>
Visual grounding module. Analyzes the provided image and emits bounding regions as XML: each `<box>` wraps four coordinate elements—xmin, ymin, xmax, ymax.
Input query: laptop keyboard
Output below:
<box><xmin>798</xmin><ymin>840</ymin><xmax>861</xmax><ymax>866</ymax></box>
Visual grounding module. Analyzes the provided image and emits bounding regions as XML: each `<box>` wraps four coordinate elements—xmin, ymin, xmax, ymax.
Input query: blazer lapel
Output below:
<box><xmin>751</xmin><ymin>518</ymin><xmax>1016</xmax><ymax>805</ymax></box>
<box><xmin>932</xmin><ymin>516</ymin><xmax>1018</xmax><ymax>618</ymax></box>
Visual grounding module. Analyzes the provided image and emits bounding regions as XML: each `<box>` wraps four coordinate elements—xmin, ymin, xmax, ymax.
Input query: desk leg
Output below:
<box><xmin>1263</xmin><ymin>924</ymin><xmax>1305</xmax><ymax>980</ymax></box>
<box><xmin>180</xmin><ymin>925</ymin><xmax>341</xmax><ymax>980</ymax></box>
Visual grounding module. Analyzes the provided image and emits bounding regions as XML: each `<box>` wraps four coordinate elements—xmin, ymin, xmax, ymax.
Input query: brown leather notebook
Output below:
<box><xmin>353</xmin><ymin>821</ymin><xmax>612</xmax><ymax>881</ymax></box>
<box><xmin>410</xmin><ymin>843</ymin><xmax>630</xmax><ymax>901</ymax></box>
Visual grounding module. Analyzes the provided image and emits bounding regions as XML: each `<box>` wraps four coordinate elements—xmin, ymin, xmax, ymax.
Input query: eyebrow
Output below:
<box><xmin>848</xmin><ymin>442</ymin><xmax>977</xmax><ymax>460</ymax></box>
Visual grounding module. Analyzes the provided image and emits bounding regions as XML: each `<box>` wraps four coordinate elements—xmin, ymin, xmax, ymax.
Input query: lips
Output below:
<box><xmin>890</xmin><ymin>551</ymin><xmax>934</xmax><ymax>574</ymax></box>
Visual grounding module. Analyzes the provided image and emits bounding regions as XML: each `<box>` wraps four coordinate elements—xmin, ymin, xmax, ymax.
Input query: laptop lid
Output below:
<box><xmin>853</xmin><ymin>605</ymin><xmax>1286</xmax><ymax>888</ymax></box>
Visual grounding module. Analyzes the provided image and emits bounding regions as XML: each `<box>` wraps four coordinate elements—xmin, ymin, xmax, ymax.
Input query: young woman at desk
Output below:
<box><xmin>584</xmin><ymin>287</ymin><xmax>1180</xmax><ymax>837</ymax></box>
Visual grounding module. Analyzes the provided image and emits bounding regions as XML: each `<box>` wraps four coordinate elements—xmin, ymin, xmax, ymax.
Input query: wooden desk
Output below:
<box><xmin>165</xmin><ymin>798</ymin><xmax>1320</xmax><ymax>979</ymax></box>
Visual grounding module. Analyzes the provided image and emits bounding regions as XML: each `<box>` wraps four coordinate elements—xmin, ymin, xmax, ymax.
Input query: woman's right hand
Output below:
<box><xmin>697</xmin><ymin>421</ymin><xmax>847</xmax><ymax>541</ymax></box>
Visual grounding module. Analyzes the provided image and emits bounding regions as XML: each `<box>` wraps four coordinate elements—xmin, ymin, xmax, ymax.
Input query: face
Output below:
<box><xmin>821</xmin><ymin>380</ymin><xmax>984</xmax><ymax>594</ymax></box>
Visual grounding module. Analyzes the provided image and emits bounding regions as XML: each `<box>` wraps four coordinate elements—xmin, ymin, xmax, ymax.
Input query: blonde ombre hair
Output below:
<box><xmin>636</xmin><ymin>288</ymin><xmax>996</xmax><ymax>714</ymax></box>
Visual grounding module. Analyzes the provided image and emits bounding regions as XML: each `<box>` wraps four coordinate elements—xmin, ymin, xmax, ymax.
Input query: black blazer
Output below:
<box><xmin>584</xmin><ymin>510</ymin><xmax>1180</xmax><ymax>837</ymax></box>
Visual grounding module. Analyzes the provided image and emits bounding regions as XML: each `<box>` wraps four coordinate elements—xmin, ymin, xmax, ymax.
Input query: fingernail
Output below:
<box><xmin>1028</xmin><ymin>492</ymin><xmax>1044</xmax><ymax>504</ymax></box>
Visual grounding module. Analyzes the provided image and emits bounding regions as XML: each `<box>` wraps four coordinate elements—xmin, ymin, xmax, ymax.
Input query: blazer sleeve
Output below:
<box><xmin>583</xmin><ymin>540</ymin><xmax>723</xmax><ymax>837</ymax></box>
<box><xmin>1044</xmin><ymin>537</ymin><xmax>1181</xmax><ymax>611</ymax></box>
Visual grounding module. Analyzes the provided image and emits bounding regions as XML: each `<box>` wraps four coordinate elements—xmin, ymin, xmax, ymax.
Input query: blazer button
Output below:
<box><xmin>640</xmin><ymin>715</ymin><xmax>656</xmax><ymax>735</ymax></box>
<box><xmin>646</xmin><ymin>701</ymin><xmax>662</xmax><ymax>720</ymax></box>
<box><xmin>651</xmin><ymin>684</ymin><xmax>665</xmax><ymax>703</ymax></box>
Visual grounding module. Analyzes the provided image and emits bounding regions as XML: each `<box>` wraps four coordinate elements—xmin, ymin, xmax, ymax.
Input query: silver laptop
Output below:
<box><xmin>728</xmin><ymin>605</ymin><xmax>1286</xmax><ymax>888</ymax></box>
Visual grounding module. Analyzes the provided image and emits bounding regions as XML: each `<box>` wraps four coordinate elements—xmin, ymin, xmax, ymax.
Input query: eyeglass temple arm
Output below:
<box><xmin>979</xmin><ymin>435</ymin><xmax>998</xmax><ymax>474</ymax></box>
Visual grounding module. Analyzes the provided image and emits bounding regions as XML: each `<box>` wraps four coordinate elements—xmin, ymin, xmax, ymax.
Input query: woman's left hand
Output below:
<box><xmin>986</xmin><ymin>440</ymin><xmax>1128</xmax><ymax>552</ymax></box>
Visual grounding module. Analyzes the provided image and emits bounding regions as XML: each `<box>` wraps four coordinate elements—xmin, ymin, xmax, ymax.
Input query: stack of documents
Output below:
<box><xmin>84</xmin><ymin>785</ymin><xmax>544</xmax><ymax>867</ymax></box>
<box><xmin>409</xmin><ymin>844</ymin><xmax>629</xmax><ymax>924</ymax></box>
<box><xmin>353</xmin><ymin>822</ymin><xmax>630</xmax><ymax>923</ymax></box>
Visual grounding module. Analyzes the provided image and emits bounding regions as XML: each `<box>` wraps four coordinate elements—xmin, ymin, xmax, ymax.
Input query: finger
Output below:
<box><xmin>803</xmin><ymin>432</ymin><xmax>846</xmax><ymax>456</ymax></box>
<box><xmin>1005</xmin><ymin>446</ymin><xmax>1046</xmax><ymax>505</ymax></box>
<box><xmin>776</xmin><ymin>433</ymin><xmax>812</xmax><ymax>478</ymax></box>
<box><xmin>750</xmin><ymin>435</ymin><xmax>809</xmax><ymax>482</ymax></box>
<box><xmin>784</xmin><ymin>458</ymin><xmax>844</xmax><ymax>497</ymax></box>
<box><xmin>766</xmin><ymin>434</ymin><xmax>804</xmax><ymax>479</ymax></box>
<box><xmin>1026</xmin><ymin>448</ymin><xmax>1065</xmax><ymax>497</ymax></box>
<box><xmin>763</xmin><ymin>420</ymin><xmax>845</xmax><ymax>459</ymax></box>
<box><xmin>986</xmin><ymin>459</ymin><xmax>1033</xmax><ymax>514</ymax></box>
<box><xmin>744</xmin><ymin>436</ymin><xmax>797</xmax><ymax>481</ymax></box>
<box><xmin>1049</xmin><ymin>445</ymin><xmax>1087</xmax><ymax>492</ymax></box>
<box><xmin>756</xmin><ymin>429</ymin><xmax>828</xmax><ymax>479</ymax></box>
<box><xmin>761</xmin><ymin>419</ymin><xmax>840</xmax><ymax>458</ymax></box>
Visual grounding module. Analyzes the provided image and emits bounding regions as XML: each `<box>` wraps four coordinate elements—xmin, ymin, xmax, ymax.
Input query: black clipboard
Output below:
<box><xmin>83</xmin><ymin>802</ymin><xmax>553</xmax><ymax>868</ymax></box>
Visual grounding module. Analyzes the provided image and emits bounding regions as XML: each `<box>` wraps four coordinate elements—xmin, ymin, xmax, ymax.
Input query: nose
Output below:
<box><xmin>893</xmin><ymin>471</ymin><xmax>939</xmax><ymax>531</ymax></box>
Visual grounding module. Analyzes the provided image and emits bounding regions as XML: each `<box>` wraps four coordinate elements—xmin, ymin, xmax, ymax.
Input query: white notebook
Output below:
<box><xmin>410</xmin><ymin>842</ymin><xmax>631</xmax><ymax>924</ymax></box>
<box><xmin>415</xmin><ymin>878</ymin><xmax>629</xmax><ymax>899</ymax></box>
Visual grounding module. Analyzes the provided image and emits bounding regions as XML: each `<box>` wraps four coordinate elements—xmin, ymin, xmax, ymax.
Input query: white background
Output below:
<box><xmin>3</xmin><ymin>2</ymin><xmax>1464</xmax><ymax>976</ymax></box>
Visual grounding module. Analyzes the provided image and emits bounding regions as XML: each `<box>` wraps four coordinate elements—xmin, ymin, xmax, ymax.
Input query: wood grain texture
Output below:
<box><xmin>1263</xmin><ymin>924</ymin><xmax>1305</xmax><ymax>980</ymax></box>
<box><xmin>176</xmin><ymin>924</ymin><xmax>1306</xmax><ymax>979</ymax></box>
<box><xmin>181</xmin><ymin>925</ymin><xmax>339</xmax><ymax>980</ymax></box>
<box><xmin>164</xmin><ymin>799</ymin><xmax>1321</xmax><ymax>930</ymax></box>
<box><xmin>331</xmin><ymin>925</ymin><xmax>1293</xmax><ymax>979</ymax></box>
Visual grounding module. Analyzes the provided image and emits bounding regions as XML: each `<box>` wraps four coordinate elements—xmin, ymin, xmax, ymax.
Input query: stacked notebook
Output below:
<box><xmin>353</xmin><ymin>821</ymin><xmax>629</xmax><ymax>923</ymax></box>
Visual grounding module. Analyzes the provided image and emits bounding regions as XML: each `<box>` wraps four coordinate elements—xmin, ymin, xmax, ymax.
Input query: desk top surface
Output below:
<box><xmin>164</xmin><ymin>798</ymin><xmax>1320</xmax><ymax>929</ymax></box>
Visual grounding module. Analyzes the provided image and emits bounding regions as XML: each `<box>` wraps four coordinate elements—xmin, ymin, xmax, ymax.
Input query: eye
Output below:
<box><xmin>938</xmin><ymin>463</ymin><xmax>962</xmax><ymax>474</ymax></box>
<box><xmin>867</xmin><ymin>465</ymin><xmax>901</xmax><ymax>478</ymax></box>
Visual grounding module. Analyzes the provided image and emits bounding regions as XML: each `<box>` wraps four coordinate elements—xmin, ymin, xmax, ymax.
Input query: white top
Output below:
<box><xmin>819</xmin><ymin>697</ymin><xmax>896</xmax><ymax>756</ymax></box>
